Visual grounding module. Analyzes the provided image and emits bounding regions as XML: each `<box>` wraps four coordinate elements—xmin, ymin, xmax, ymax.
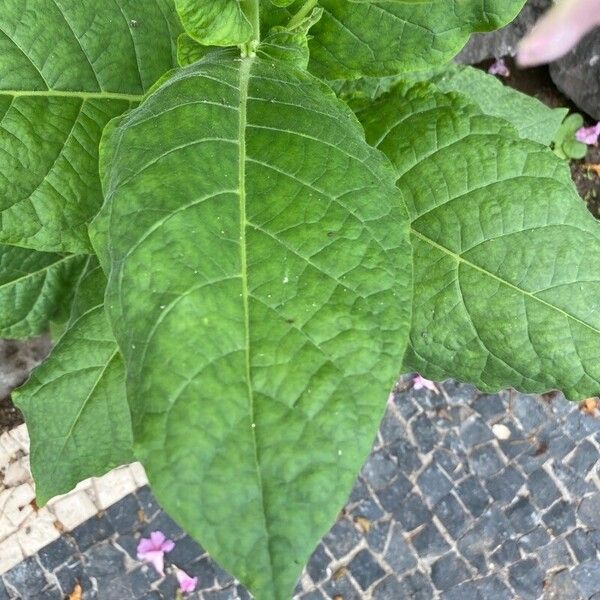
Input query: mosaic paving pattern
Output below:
<box><xmin>2</xmin><ymin>381</ymin><xmax>600</xmax><ymax>599</ymax></box>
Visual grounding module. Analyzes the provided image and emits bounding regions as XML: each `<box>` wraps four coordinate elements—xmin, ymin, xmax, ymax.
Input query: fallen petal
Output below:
<box><xmin>176</xmin><ymin>568</ymin><xmax>199</xmax><ymax>593</ymax></box>
<box><xmin>488</xmin><ymin>57</ymin><xmax>510</xmax><ymax>77</ymax></box>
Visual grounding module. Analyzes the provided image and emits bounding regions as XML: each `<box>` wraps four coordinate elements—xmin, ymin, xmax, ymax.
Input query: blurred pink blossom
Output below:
<box><xmin>137</xmin><ymin>531</ymin><xmax>175</xmax><ymax>575</ymax></box>
<box><xmin>411</xmin><ymin>374</ymin><xmax>439</xmax><ymax>394</ymax></box>
<box><xmin>576</xmin><ymin>122</ymin><xmax>600</xmax><ymax>144</ymax></box>
<box><xmin>517</xmin><ymin>0</ymin><xmax>600</xmax><ymax>66</ymax></box>
<box><xmin>176</xmin><ymin>567</ymin><xmax>198</xmax><ymax>593</ymax></box>
<box><xmin>488</xmin><ymin>58</ymin><xmax>510</xmax><ymax>77</ymax></box>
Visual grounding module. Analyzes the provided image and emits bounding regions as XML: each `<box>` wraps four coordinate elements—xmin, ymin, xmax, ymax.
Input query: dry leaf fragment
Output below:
<box><xmin>584</xmin><ymin>164</ymin><xmax>600</xmax><ymax>176</ymax></box>
<box><xmin>67</xmin><ymin>582</ymin><xmax>82</xmax><ymax>600</ymax></box>
<box><xmin>354</xmin><ymin>516</ymin><xmax>371</xmax><ymax>533</ymax></box>
<box><xmin>580</xmin><ymin>397</ymin><xmax>599</xmax><ymax>415</ymax></box>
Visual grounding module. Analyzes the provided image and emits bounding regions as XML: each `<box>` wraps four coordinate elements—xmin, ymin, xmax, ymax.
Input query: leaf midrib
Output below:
<box><xmin>0</xmin><ymin>89</ymin><xmax>143</xmax><ymax>102</ymax></box>
<box><xmin>411</xmin><ymin>228</ymin><xmax>600</xmax><ymax>337</ymax></box>
<box><xmin>238</xmin><ymin>56</ymin><xmax>276</xmax><ymax>594</ymax></box>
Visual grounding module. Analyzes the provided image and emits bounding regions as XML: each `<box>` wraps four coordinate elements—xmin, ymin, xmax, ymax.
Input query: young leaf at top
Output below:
<box><xmin>0</xmin><ymin>0</ymin><xmax>181</xmax><ymax>253</ymax></box>
<box><xmin>359</xmin><ymin>84</ymin><xmax>600</xmax><ymax>399</ymax></box>
<box><xmin>91</xmin><ymin>53</ymin><xmax>411</xmax><ymax>599</ymax></box>
<box><xmin>175</xmin><ymin>0</ymin><xmax>253</xmax><ymax>47</ymax></box>
<box><xmin>13</xmin><ymin>259</ymin><xmax>131</xmax><ymax>505</ymax></box>
<box><xmin>0</xmin><ymin>245</ymin><xmax>86</xmax><ymax>339</ymax></box>
<box><xmin>263</xmin><ymin>0</ymin><xmax>526</xmax><ymax>79</ymax></box>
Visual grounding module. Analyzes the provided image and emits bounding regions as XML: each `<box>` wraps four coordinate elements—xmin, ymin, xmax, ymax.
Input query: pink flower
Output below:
<box><xmin>576</xmin><ymin>122</ymin><xmax>600</xmax><ymax>144</ymax></box>
<box><xmin>136</xmin><ymin>531</ymin><xmax>175</xmax><ymax>575</ymax></box>
<box><xmin>488</xmin><ymin>58</ymin><xmax>510</xmax><ymax>77</ymax></box>
<box><xmin>175</xmin><ymin>567</ymin><xmax>198</xmax><ymax>593</ymax></box>
<box><xmin>411</xmin><ymin>374</ymin><xmax>439</xmax><ymax>394</ymax></box>
<box><xmin>517</xmin><ymin>0</ymin><xmax>600</xmax><ymax>66</ymax></box>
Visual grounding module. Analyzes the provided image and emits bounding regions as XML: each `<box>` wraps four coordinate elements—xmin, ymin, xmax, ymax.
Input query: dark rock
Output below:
<box><xmin>477</xmin><ymin>575</ymin><xmax>513</xmax><ymax>600</ymax></box>
<box><xmin>518</xmin><ymin>525</ymin><xmax>551</xmax><ymax>553</ymax></box>
<box><xmin>347</xmin><ymin>549</ymin><xmax>386</xmax><ymax>590</ymax></box>
<box><xmin>388</xmin><ymin>438</ymin><xmax>422</xmax><ymax>475</ymax></box>
<box><xmin>432</xmin><ymin>448</ymin><xmax>464</xmax><ymax>480</ymax></box>
<box><xmin>105</xmin><ymin>494</ymin><xmax>144</xmax><ymax>534</ymax></box>
<box><xmin>394</xmin><ymin>570</ymin><xmax>435</xmax><ymax>600</ymax></box>
<box><xmin>83</xmin><ymin>541</ymin><xmax>125</xmax><ymax>579</ymax></box>
<box><xmin>394</xmin><ymin>493</ymin><xmax>431</xmax><ymax>531</ymax></box>
<box><xmin>469</xmin><ymin>444</ymin><xmax>505</xmax><ymax>478</ymax></box>
<box><xmin>384</xmin><ymin>524</ymin><xmax>417</xmax><ymax>574</ymax></box>
<box><xmin>306</xmin><ymin>544</ymin><xmax>331</xmax><ymax>584</ymax></box>
<box><xmin>568</xmin><ymin>439</ymin><xmax>599</xmax><ymax>474</ymax></box>
<box><xmin>512</xmin><ymin>394</ymin><xmax>551</xmax><ymax>431</ymax></box>
<box><xmin>456</xmin><ymin>0</ymin><xmax>551</xmax><ymax>64</ymax></box>
<box><xmin>539</xmin><ymin>539</ymin><xmax>573</xmax><ymax>571</ymax></box>
<box><xmin>471</xmin><ymin>394</ymin><xmax>506</xmax><ymax>420</ymax></box>
<box><xmin>460</xmin><ymin>416</ymin><xmax>494</xmax><ymax>448</ymax></box>
<box><xmin>365</xmin><ymin>520</ymin><xmax>390</xmax><ymax>554</ymax></box>
<box><xmin>568</xmin><ymin>528</ymin><xmax>600</xmax><ymax>562</ymax></box>
<box><xmin>490</xmin><ymin>540</ymin><xmax>521</xmax><ymax>567</ymax></box>
<box><xmin>324</xmin><ymin>519</ymin><xmax>362</xmax><ymax>559</ymax></box>
<box><xmin>372</xmin><ymin>576</ymin><xmax>405</xmax><ymax>600</ymax></box>
<box><xmin>551</xmin><ymin>462</ymin><xmax>593</xmax><ymax>497</ymax></box>
<box><xmin>0</xmin><ymin>579</ymin><xmax>8</xmax><ymax>600</ymax></box>
<box><xmin>375</xmin><ymin>473</ymin><xmax>412</xmax><ymax>513</ymax></box>
<box><xmin>166</xmin><ymin>535</ymin><xmax>203</xmax><ymax>568</ymax></box>
<box><xmin>361</xmin><ymin>451</ymin><xmax>399</xmax><ymax>491</ymax></box>
<box><xmin>300</xmin><ymin>591</ymin><xmax>326</xmax><ymax>600</ymax></box>
<box><xmin>411</xmin><ymin>522</ymin><xmax>450</xmax><ymax>557</ymax></box>
<box><xmin>572</xmin><ymin>558</ymin><xmax>600</xmax><ymax>596</ymax></box>
<box><xmin>551</xmin><ymin>30</ymin><xmax>600</xmax><ymax>120</ymax></box>
<box><xmin>136</xmin><ymin>486</ymin><xmax>162</xmax><ymax>519</ymax></box>
<box><xmin>457</xmin><ymin>476</ymin><xmax>491</xmax><ymax>518</ymax></box>
<box><xmin>508</xmin><ymin>558</ymin><xmax>544</xmax><ymax>600</ymax></box>
<box><xmin>351</xmin><ymin>496</ymin><xmax>384</xmax><ymax>523</ymax></box>
<box><xmin>528</xmin><ymin>468</ymin><xmax>562</xmax><ymax>509</ymax></box>
<box><xmin>434</xmin><ymin>493</ymin><xmax>469</xmax><ymax>538</ymax></box>
<box><xmin>411</xmin><ymin>413</ymin><xmax>441</xmax><ymax>453</ymax></box>
<box><xmin>321</xmin><ymin>571</ymin><xmax>362</xmax><ymax>600</ymax></box>
<box><xmin>146</xmin><ymin>509</ymin><xmax>185</xmax><ymax>542</ymax></box>
<box><xmin>431</xmin><ymin>552</ymin><xmax>471</xmax><ymax>591</ymax></box>
<box><xmin>544</xmin><ymin>569</ymin><xmax>581</xmax><ymax>600</ymax></box>
<box><xmin>38</xmin><ymin>536</ymin><xmax>79</xmax><ymax>572</ymax></box>
<box><xmin>71</xmin><ymin>515</ymin><xmax>114</xmax><ymax>552</ymax></box>
<box><xmin>485</xmin><ymin>466</ymin><xmax>525</xmax><ymax>504</ymax></box>
<box><xmin>578</xmin><ymin>492</ymin><xmax>600</xmax><ymax>529</ymax></box>
<box><xmin>543</xmin><ymin>499</ymin><xmax>576</xmax><ymax>535</ymax></box>
<box><xmin>506</xmin><ymin>496</ymin><xmax>538</xmax><ymax>534</ymax></box>
<box><xmin>4</xmin><ymin>557</ymin><xmax>49</xmax><ymax>598</ymax></box>
<box><xmin>417</xmin><ymin>463</ymin><xmax>453</xmax><ymax>507</ymax></box>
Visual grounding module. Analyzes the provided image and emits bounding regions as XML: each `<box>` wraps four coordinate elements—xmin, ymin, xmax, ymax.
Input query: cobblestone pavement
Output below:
<box><xmin>2</xmin><ymin>381</ymin><xmax>600</xmax><ymax>599</ymax></box>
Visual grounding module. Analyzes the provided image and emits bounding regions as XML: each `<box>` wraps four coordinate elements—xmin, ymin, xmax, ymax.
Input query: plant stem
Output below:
<box><xmin>288</xmin><ymin>0</ymin><xmax>319</xmax><ymax>29</ymax></box>
<box><xmin>241</xmin><ymin>0</ymin><xmax>260</xmax><ymax>56</ymax></box>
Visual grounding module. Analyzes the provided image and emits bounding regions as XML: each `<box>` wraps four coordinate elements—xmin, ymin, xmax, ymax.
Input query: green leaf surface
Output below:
<box><xmin>0</xmin><ymin>244</ymin><xmax>85</xmax><ymax>339</ymax></box>
<box><xmin>0</xmin><ymin>0</ymin><xmax>181</xmax><ymax>253</ymax></box>
<box><xmin>92</xmin><ymin>54</ymin><xmax>411</xmax><ymax>599</ymax></box>
<box><xmin>359</xmin><ymin>84</ymin><xmax>600</xmax><ymax>399</ymax></box>
<box><xmin>553</xmin><ymin>113</ymin><xmax>588</xmax><ymax>160</ymax></box>
<box><xmin>405</xmin><ymin>64</ymin><xmax>568</xmax><ymax>146</ymax></box>
<box><xmin>263</xmin><ymin>0</ymin><xmax>526</xmax><ymax>79</ymax></box>
<box><xmin>175</xmin><ymin>0</ymin><xmax>253</xmax><ymax>47</ymax></box>
<box><xmin>14</xmin><ymin>258</ymin><xmax>131</xmax><ymax>505</ymax></box>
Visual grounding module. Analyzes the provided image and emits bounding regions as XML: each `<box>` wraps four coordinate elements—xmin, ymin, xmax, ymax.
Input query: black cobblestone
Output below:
<box><xmin>4</xmin><ymin>382</ymin><xmax>600</xmax><ymax>599</ymax></box>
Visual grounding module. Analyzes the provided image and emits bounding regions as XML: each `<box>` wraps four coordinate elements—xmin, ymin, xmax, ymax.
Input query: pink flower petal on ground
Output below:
<box><xmin>176</xmin><ymin>568</ymin><xmax>199</xmax><ymax>593</ymax></box>
<box><xmin>517</xmin><ymin>0</ymin><xmax>600</xmax><ymax>66</ymax></box>
<box><xmin>136</xmin><ymin>531</ymin><xmax>176</xmax><ymax>575</ymax></box>
<box><xmin>139</xmin><ymin>549</ymin><xmax>165</xmax><ymax>575</ymax></box>
<box><xmin>576</xmin><ymin>122</ymin><xmax>600</xmax><ymax>144</ymax></box>
<box><xmin>488</xmin><ymin>58</ymin><xmax>510</xmax><ymax>77</ymax></box>
<box><xmin>411</xmin><ymin>374</ymin><xmax>440</xmax><ymax>394</ymax></box>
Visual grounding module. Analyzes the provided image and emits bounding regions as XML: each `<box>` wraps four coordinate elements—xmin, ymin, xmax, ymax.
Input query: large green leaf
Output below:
<box><xmin>0</xmin><ymin>0</ymin><xmax>181</xmax><ymax>253</ymax></box>
<box><xmin>13</xmin><ymin>258</ymin><xmax>131</xmax><ymax>505</ymax></box>
<box><xmin>263</xmin><ymin>0</ymin><xmax>526</xmax><ymax>79</ymax></box>
<box><xmin>359</xmin><ymin>84</ymin><xmax>600</xmax><ymax>399</ymax></box>
<box><xmin>0</xmin><ymin>244</ymin><xmax>85</xmax><ymax>338</ymax></box>
<box><xmin>175</xmin><ymin>0</ymin><xmax>253</xmax><ymax>47</ymax></box>
<box><xmin>92</xmin><ymin>54</ymin><xmax>411</xmax><ymax>599</ymax></box>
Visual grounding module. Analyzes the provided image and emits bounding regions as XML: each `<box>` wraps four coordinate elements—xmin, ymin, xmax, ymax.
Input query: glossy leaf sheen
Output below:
<box><xmin>264</xmin><ymin>0</ymin><xmax>526</xmax><ymax>79</ymax></box>
<box><xmin>14</xmin><ymin>258</ymin><xmax>131</xmax><ymax>505</ymax></box>
<box><xmin>93</xmin><ymin>55</ymin><xmax>411</xmax><ymax>599</ymax></box>
<box><xmin>360</xmin><ymin>85</ymin><xmax>600</xmax><ymax>399</ymax></box>
<box><xmin>0</xmin><ymin>0</ymin><xmax>181</xmax><ymax>252</ymax></box>
<box><xmin>0</xmin><ymin>245</ymin><xmax>85</xmax><ymax>338</ymax></box>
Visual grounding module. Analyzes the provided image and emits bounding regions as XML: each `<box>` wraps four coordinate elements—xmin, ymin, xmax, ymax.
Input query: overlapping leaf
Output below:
<box><xmin>14</xmin><ymin>259</ymin><xmax>131</xmax><ymax>505</ymax></box>
<box><xmin>263</xmin><ymin>0</ymin><xmax>526</xmax><ymax>79</ymax></box>
<box><xmin>175</xmin><ymin>0</ymin><xmax>253</xmax><ymax>47</ymax></box>
<box><xmin>0</xmin><ymin>0</ymin><xmax>181</xmax><ymax>253</ymax></box>
<box><xmin>0</xmin><ymin>244</ymin><xmax>85</xmax><ymax>339</ymax></box>
<box><xmin>360</xmin><ymin>84</ymin><xmax>600</xmax><ymax>399</ymax></box>
<box><xmin>92</xmin><ymin>54</ymin><xmax>411</xmax><ymax>599</ymax></box>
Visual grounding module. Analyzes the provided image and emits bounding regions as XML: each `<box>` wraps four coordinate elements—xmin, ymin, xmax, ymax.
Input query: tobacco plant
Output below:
<box><xmin>4</xmin><ymin>1</ymin><xmax>600</xmax><ymax>598</ymax></box>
